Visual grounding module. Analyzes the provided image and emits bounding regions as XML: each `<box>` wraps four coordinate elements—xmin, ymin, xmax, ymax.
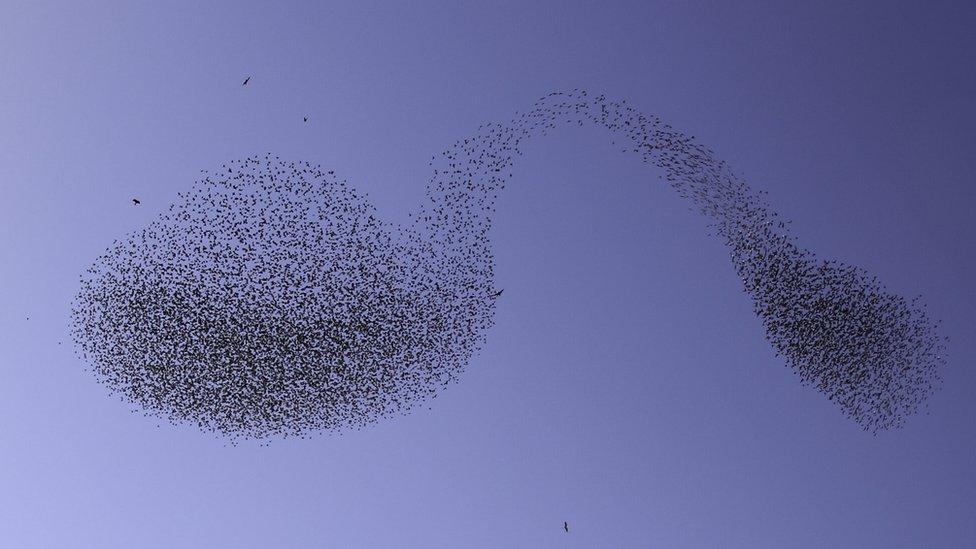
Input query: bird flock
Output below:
<box><xmin>70</xmin><ymin>90</ymin><xmax>946</xmax><ymax>440</ymax></box>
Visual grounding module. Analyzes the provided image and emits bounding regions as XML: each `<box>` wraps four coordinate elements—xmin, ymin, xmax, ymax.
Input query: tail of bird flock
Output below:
<box><xmin>413</xmin><ymin>90</ymin><xmax>946</xmax><ymax>433</ymax></box>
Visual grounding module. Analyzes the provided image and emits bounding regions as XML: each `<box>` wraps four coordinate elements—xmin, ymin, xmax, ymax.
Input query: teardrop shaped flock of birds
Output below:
<box><xmin>70</xmin><ymin>89</ymin><xmax>946</xmax><ymax>440</ymax></box>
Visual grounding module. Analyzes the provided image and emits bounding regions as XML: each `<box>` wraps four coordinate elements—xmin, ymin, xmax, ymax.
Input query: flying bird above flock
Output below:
<box><xmin>75</xmin><ymin>90</ymin><xmax>946</xmax><ymax>441</ymax></box>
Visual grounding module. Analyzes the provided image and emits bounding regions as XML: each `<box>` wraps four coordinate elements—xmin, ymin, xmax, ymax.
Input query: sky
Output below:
<box><xmin>1</xmin><ymin>1</ymin><xmax>975</xmax><ymax>547</ymax></box>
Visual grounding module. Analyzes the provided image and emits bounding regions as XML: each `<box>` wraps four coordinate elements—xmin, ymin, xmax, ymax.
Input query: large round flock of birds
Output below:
<box><xmin>70</xmin><ymin>90</ymin><xmax>946</xmax><ymax>440</ymax></box>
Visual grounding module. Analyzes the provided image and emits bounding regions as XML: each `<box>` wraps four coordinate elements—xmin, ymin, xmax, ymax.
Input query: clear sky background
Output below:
<box><xmin>1</xmin><ymin>1</ymin><xmax>974</xmax><ymax>547</ymax></box>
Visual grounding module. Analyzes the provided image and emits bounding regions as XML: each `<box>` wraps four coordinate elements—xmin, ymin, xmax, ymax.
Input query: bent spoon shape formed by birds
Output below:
<box><xmin>71</xmin><ymin>91</ymin><xmax>946</xmax><ymax>440</ymax></box>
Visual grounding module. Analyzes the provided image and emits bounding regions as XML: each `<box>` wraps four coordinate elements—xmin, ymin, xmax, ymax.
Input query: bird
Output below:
<box><xmin>132</xmin><ymin>198</ymin><xmax>141</xmax><ymax>205</ymax></box>
<box><xmin>242</xmin><ymin>76</ymin><xmax>251</xmax><ymax>86</ymax></box>
<box><xmin>304</xmin><ymin>116</ymin><xmax>308</xmax><ymax>123</ymax></box>
<box><xmin>564</xmin><ymin>522</ymin><xmax>569</xmax><ymax>533</ymax></box>
<box><xmin>491</xmin><ymin>289</ymin><xmax>504</xmax><ymax>298</ymax></box>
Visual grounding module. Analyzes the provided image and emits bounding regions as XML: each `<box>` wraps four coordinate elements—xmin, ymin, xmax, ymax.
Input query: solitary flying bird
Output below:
<box><xmin>304</xmin><ymin>116</ymin><xmax>308</xmax><ymax>123</ymax></box>
<box><xmin>242</xmin><ymin>76</ymin><xmax>250</xmax><ymax>86</ymax></box>
<box><xmin>132</xmin><ymin>198</ymin><xmax>141</xmax><ymax>205</ymax></box>
<box><xmin>564</xmin><ymin>522</ymin><xmax>569</xmax><ymax>533</ymax></box>
<box><xmin>491</xmin><ymin>289</ymin><xmax>504</xmax><ymax>298</ymax></box>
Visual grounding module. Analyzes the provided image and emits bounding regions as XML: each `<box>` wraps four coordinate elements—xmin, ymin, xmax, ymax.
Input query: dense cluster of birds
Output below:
<box><xmin>70</xmin><ymin>90</ymin><xmax>946</xmax><ymax>439</ymax></box>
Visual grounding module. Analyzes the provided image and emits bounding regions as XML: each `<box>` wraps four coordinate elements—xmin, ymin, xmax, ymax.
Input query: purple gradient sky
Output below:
<box><xmin>1</xmin><ymin>1</ymin><xmax>974</xmax><ymax>547</ymax></box>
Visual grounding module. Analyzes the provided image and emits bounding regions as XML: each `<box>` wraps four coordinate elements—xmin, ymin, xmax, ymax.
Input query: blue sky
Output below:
<box><xmin>1</xmin><ymin>1</ymin><xmax>974</xmax><ymax>547</ymax></box>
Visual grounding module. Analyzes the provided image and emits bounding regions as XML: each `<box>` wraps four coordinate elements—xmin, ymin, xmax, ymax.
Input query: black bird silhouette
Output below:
<box><xmin>491</xmin><ymin>289</ymin><xmax>504</xmax><ymax>298</ymax></box>
<box><xmin>304</xmin><ymin>116</ymin><xmax>308</xmax><ymax>123</ymax></box>
<box><xmin>564</xmin><ymin>522</ymin><xmax>569</xmax><ymax>533</ymax></box>
<box><xmin>242</xmin><ymin>76</ymin><xmax>250</xmax><ymax>86</ymax></box>
<box><xmin>132</xmin><ymin>198</ymin><xmax>141</xmax><ymax>205</ymax></box>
